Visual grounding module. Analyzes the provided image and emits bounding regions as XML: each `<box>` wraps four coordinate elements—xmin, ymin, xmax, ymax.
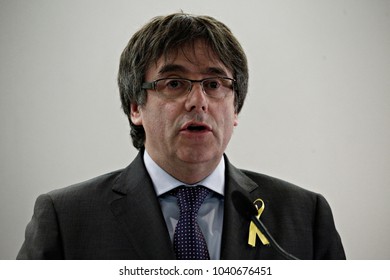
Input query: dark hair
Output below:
<box><xmin>118</xmin><ymin>13</ymin><xmax>248</xmax><ymax>149</ymax></box>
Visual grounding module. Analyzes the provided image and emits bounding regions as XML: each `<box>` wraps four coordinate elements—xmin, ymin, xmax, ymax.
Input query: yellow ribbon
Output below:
<box><xmin>248</xmin><ymin>198</ymin><xmax>270</xmax><ymax>247</ymax></box>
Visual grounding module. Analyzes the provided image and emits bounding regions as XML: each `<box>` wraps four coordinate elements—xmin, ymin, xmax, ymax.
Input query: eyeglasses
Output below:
<box><xmin>141</xmin><ymin>77</ymin><xmax>236</xmax><ymax>99</ymax></box>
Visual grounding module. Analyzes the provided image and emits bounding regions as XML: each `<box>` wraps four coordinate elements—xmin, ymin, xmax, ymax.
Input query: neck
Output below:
<box><xmin>168</xmin><ymin>161</ymin><xmax>220</xmax><ymax>185</ymax></box>
<box><xmin>145</xmin><ymin>149</ymin><xmax>222</xmax><ymax>185</ymax></box>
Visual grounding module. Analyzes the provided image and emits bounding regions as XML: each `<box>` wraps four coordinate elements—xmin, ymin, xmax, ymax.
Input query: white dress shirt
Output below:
<box><xmin>143</xmin><ymin>150</ymin><xmax>224</xmax><ymax>260</ymax></box>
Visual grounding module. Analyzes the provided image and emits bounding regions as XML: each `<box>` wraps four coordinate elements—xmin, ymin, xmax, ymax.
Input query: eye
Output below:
<box><xmin>165</xmin><ymin>79</ymin><xmax>186</xmax><ymax>90</ymax></box>
<box><xmin>203</xmin><ymin>79</ymin><xmax>221</xmax><ymax>90</ymax></box>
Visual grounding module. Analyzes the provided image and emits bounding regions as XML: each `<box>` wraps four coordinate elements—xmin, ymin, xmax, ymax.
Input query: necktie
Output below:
<box><xmin>172</xmin><ymin>186</ymin><xmax>210</xmax><ymax>260</ymax></box>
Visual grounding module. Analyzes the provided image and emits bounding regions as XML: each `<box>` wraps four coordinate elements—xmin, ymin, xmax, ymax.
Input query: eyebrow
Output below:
<box><xmin>157</xmin><ymin>64</ymin><xmax>229</xmax><ymax>77</ymax></box>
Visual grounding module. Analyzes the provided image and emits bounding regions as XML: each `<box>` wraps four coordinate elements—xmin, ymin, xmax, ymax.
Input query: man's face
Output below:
<box><xmin>131</xmin><ymin>41</ymin><xmax>238</xmax><ymax>178</ymax></box>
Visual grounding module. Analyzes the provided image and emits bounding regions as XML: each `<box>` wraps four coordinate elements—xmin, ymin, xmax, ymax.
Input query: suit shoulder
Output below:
<box><xmin>240</xmin><ymin>169</ymin><xmax>320</xmax><ymax>200</ymax></box>
<box><xmin>47</xmin><ymin>169</ymin><xmax>124</xmax><ymax>200</ymax></box>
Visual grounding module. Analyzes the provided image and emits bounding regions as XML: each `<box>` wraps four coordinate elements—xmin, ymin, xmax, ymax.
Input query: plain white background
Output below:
<box><xmin>0</xmin><ymin>0</ymin><xmax>389</xmax><ymax>259</ymax></box>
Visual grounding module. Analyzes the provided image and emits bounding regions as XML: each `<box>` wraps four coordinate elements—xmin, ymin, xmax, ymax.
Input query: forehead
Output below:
<box><xmin>146</xmin><ymin>40</ymin><xmax>232</xmax><ymax>79</ymax></box>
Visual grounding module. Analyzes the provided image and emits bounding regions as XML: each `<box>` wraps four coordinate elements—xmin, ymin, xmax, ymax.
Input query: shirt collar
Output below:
<box><xmin>144</xmin><ymin>150</ymin><xmax>225</xmax><ymax>197</ymax></box>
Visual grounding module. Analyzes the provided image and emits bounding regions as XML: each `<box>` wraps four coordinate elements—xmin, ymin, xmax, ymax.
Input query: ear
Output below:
<box><xmin>233</xmin><ymin>112</ymin><xmax>239</xmax><ymax>127</ymax></box>
<box><xmin>130</xmin><ymin>103</ymin><xmax>142</xmax><ymax>125</ymax></box>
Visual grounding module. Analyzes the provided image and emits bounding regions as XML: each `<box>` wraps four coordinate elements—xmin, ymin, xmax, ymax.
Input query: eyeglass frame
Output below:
<box><xmin>141</xmin><ymin>76</ymin><xmax>236</xmax><ymax>99</ymax></box>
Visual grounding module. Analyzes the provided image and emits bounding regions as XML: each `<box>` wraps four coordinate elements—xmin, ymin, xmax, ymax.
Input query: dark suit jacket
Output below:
<box><xmin>17</xmin><ymin>151</ymin><xmax>346</xmax><ymax>259</ymax></box>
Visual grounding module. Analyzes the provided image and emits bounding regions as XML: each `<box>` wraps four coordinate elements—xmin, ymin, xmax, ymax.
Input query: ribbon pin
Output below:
<box><xmin>248</xmin><ymin>198</ymin><xmax>270</xmax><ymax>247</ymax></box>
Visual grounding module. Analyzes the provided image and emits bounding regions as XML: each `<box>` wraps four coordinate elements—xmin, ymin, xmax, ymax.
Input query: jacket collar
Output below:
<box><xmin>110</xmin><ymin>150</ymin><xmax>175</xmax><ymax>259</ymax></box>
<box><xmin>220</xmin><ymin>155</ymin><xmax>263</xmax><ymax>259</ymax></box>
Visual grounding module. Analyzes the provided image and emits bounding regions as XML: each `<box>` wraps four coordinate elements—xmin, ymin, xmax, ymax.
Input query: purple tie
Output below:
<box><xmin>172</xmin><ymin>186</ymin><xmax>210</xmax><ymax>260</ymax></box>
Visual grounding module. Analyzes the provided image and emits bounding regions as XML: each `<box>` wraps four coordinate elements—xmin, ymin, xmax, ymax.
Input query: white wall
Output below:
<box><xmin>1</xmin><ymin>0</ymin><xmax>389</xmax><ymax>259</ymax></box>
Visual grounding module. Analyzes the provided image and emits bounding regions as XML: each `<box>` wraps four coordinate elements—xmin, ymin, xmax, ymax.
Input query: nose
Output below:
<box><xmin>184</xmin><ymin>82</ymin><xmax>208</xmax><ymax>112</ymax></box>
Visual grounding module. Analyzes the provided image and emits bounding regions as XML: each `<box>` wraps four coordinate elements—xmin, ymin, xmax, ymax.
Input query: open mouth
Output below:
<box><xmin>181</xmin><ymin>122</ymin><xmax>212</xmax><ymax>133</ymax></box>
<box><xmin>187</xmin><ymin>125</ymin><xmax>207</xmax><ymax>132</ymax></box>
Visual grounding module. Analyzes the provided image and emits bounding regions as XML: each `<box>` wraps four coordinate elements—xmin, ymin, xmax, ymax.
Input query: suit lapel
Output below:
<box><xmin>109</xmin><ymin>152</ymin><xmax>175</xmax><ymax>259</ymax></box>
<box><xmin>220</xmin><ymin>157</ymin><xmax>266</xmax><ymax>259</ymax></box>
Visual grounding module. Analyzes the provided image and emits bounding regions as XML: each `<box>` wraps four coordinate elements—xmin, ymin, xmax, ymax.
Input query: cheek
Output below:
<box><xmin>216</xmin><ymin>106</ymin><xmax>238</xmax><ymax>135</ymax></box>
<box><xmin>143</xmin><ymin>101</ymin><xmax>180</xmax><ymax>134</ymax></box>
<box><xmin>225</xmin><ymin>104</ymin><xmax>239</xmax><ymax>126</ymax></box>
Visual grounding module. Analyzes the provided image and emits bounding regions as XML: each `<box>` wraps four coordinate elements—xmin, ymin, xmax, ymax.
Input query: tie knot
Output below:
<box><xmin>173</xmin><ymin>186</ymin><xmax>210</xmax><ymax>214</ymax></box>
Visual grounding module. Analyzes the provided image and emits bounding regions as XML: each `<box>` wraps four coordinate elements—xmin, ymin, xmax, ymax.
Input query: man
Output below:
<box><xmin>17</xmin><ymin>13</ymin><xmax>345</xmax><ymax>260</ymax></box>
